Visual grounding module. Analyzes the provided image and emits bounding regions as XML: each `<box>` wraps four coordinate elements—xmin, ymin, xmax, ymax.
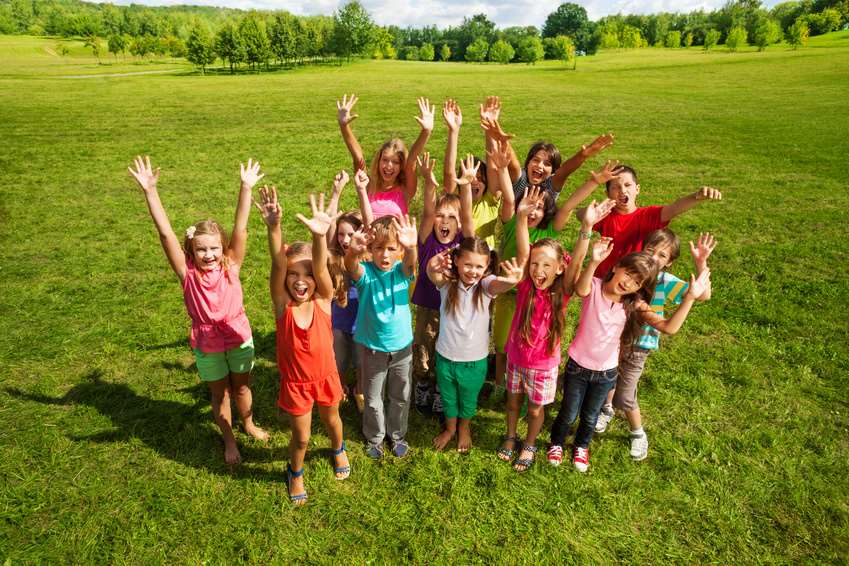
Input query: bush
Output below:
<box><xmin>683</xmin><ymin>32</ymin><xmax>694</xmax><ymax>47</ymax></box>
<box><xmin>664</xmin><ymin>30</ymin><xmax>681</xmax><ymax>48</ymax></box>
<box><xmin>402</xmin><ymin>45</ymin><xmax>419</xmax><ymax>60</ymax></box>
<box><xmin>517</xmin><ymin>36</ymin><xmax>544</xmax><ymax>64</ymax></box>
<box><xmin>754</xmin><ymin>18</ymin><xmax>781</xmax><ymax>51</ymax></box>
<box><xmin>704</xmin><ymin>29</ymin><xmax>721</xmax><ymax>50</ymax></box>
<box><xmin>787</xmin><ymin>17</ymin><xmax>809</xmax><ymax>49</ymax></box>
<box><xmin>726</xmin><ymin>26</ymin><xmax>747</xmax><ymax>51</ymax></box>
<box><xmin>465</xmin><ymin>37</ymin><xmax>488</xmax><ymax>62</ymax></box>
<box><xmin>488</xmin><ymin>39</ymin><xmax>514</xmax><ymax>63</ymax></box>
<box><xmin>419</xmin><ymin>42</ymin><xmax>434</xmax><ymax>61</ymax></box>
<box><xmin>439</xmin><ymin>44</ymin><xmax>451</xmax><ymax>61</ymax></box>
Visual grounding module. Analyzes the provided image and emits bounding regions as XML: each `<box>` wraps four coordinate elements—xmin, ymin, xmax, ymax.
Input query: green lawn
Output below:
<box><xmin>1</xmin><ymin>33</ymin><xmax>848</xmax><ymax>563</ymax></box>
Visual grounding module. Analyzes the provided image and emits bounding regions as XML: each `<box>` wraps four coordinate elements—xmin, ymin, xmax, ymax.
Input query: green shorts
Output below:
<box><xmin>193</xmin><ymin>338</ymin><xmax>255</xmax><ymax>382</ymax></box>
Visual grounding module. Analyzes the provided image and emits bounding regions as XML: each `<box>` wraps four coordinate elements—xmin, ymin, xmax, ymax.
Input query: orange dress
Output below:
<box><xmin>276</xmin><ymin>302</ymin><xmax>343</xmax><ymax>416</ymax></box>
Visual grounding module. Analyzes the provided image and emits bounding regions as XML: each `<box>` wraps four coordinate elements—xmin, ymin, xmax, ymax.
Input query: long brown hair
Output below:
<box><xmin>518</xmin><ymin>238</ymin><xmax>569</xmax><ymax>355</ymax></box>
<box><xmin>443</xmin><ymin>237</ymin><xmax>497</xmax><ymax>317</ymax></box>
<box><xmin>608</xmin><ymin>252</ymin><xmax>659</xmax><ymax>350</ymax></box>
<box><xmin>328</xmin><ymin>212</ymin><xmax>364</xmax><ymax>307</ymax></box>
<box><xmin>369</xmin><ymin>138</ymin><xmax>408</xmax><ymax>193</ymax></box>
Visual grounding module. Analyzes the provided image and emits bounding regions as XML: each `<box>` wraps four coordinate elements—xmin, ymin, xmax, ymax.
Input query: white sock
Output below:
<box><xmin>602</xmin><ymin>403</ymin><xmax>613</xmax><ymax>414</ymax></box>
<box><xmin>630</xmin><ymin>427</ymin><xmax>645</xmax><ymax>438</ymax></box>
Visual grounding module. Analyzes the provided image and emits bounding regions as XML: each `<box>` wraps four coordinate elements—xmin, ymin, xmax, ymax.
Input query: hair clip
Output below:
<box><xmin>186</xmin><ymin>226</ymin><xmax>196</xmax><ymax>239</ymax></box>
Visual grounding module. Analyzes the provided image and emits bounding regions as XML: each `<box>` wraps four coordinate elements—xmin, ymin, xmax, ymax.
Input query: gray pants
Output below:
<box><xmin>357</xmin><ymin>343</ymin><xmax>413</xmax><ymax>446</ymax></box>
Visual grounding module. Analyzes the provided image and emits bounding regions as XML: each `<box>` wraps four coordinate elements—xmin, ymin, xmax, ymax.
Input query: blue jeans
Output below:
<box><xmin>550</xmin><ymin>357</ymin><xmax>618</xmax><ymax>449</ymax></box>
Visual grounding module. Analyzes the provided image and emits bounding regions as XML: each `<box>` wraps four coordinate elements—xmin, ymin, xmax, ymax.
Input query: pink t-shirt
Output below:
<box><xmin>183</xmin><ymin>260</ymin><xmax>252</xmax><ymax>353</ymax></box>
<box><xmin>369</xmin><ymin>187</ymin><xmax>408</xmax><ymax>219</ymax></box>
<box><xmin>505</xmin><ymin>278</ymin><xmax>571</xmax><ymax>371</ymax></box>
<box><xmin>568</xmin><ymin>277</ymin><xmax>626</xmax><ymax>371</ymax></box>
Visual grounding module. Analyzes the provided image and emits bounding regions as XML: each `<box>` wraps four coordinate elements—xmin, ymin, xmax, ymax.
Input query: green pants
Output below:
<box><xmin>435</xmin><ymin>353</ymin><xmax>487</xmax><ymax>420</ymax></box>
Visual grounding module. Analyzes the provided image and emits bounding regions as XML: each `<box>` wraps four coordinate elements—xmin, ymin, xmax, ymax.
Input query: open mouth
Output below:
<box><xmin>618</xmin><ymin>195</ymin><xmax>630</xmax><ymax>206</ymax></box>
<box><xmin>439</xmin><ymin>227</ymin><xmax>451</xmax><ymax>239</ymax></box>
<box><xmin>534</xmin><ymin>275</ymin><xmax>547</xmax><ymax>287</ymax></box>
<box><xmin>293</xmin><ymin>282</ymin><xmax>309</xmax><ymax>299</ymax></box>
<box><xmin>530</xmin><ymin>169</ymin><xmax>545</xmax><ymax>183</ymax></box>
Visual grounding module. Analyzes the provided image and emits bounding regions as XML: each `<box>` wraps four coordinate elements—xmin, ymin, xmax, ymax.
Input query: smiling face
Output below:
<box><xmin>379</xmin><ymin>149</ymin><xmax>402</xmax><ymax>186</ymax></box>
<box><xmin>606</xmin><ymin>266</ymin><xmax>645</xmax><ymax>297</ymax></box>
<box><xmin>643</xmin><ymin>242</ymin><xmax>674</xmax><ymax>270</ymax></box>
<box><xmin>606</xmin><ymin>171</ymin><xmax>640</xmax><ymax>214</ymax></box>
<box><xmin>528</xmin><ymin>245</ymin><xmax>564</xmax><ymax>290</ymax></box>
<box><xmin>434</xmin><ymin>204</ymin><xmax>461</xmax><ymax>244</ymax></box>
<box><xmin>370</xmin><ymin>236</ymin><xmax>401</xmax><ymax>272</ymax></box>
<box><xmin>285</xmin><ymin>256</ymin><xmax>316</xmax><ymax>303</ymax></box>
<box><xmin>192</xmin><ymin>233</ymin><xmax>224</xmax><ymax>272</ymax></box>
<box><xmin>525</xmin><ymin>197</ymin><xmax>547</xmax><ymax>228</ymax></box>
<box><xmin>470</xmin><ymin>168</ymin><xmax>486</xmax><ymax>201</ymax></box>
<box><xmin>456</xmin><ymin>250</ymin><xmax>490</xmax><ymax>286</ymax></box>
<box><xmin>526</xmin><ymin>150</ymin><xmax>554</xmax><ymax>186</ymax></box>
<box><xmin>336</xmin><ymin>220</ymin><xmax>357</xmax><ymax>253</ymax></box>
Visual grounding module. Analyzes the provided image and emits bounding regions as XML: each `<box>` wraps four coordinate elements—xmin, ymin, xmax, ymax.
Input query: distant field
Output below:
<box><xmin>1</xmin><ymin>32</ymin><xmax>847</xmax><ymax>563</ymax></box>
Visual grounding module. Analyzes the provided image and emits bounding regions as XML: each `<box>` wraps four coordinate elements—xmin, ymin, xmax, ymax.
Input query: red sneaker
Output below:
<box><xmin>547</xmin><ymin>445</ymin><xmax>564</xmax><ymax>467</ymax></box>
<box><xmin>573</xmin><ymin>446</ymin><xmax>590</xmax><ymax>473</ymax></box>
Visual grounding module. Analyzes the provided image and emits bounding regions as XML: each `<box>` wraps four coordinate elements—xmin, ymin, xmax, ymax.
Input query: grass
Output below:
<box><xmin>1</xmin><ymin>31</ymin><xmax>848</xmax><ymax>563</ymax></box>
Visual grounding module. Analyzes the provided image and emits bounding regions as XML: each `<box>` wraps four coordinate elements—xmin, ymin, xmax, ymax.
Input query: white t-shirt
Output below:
<box><xmin>435</xmin><ymin>275</ymin><xmax>496</xmax><ymax>362</ymax></box>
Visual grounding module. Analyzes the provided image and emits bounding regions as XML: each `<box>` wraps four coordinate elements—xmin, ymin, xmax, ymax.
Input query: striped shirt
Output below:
<box><xmin>635</xmin><ymin>271</ymin><xmax>688</xmax><ymax>350</ymax></box>
<box><xmin>512</xmin><ymin>170</ymin><xmax>557</xmax><ymax>204</ymax></box>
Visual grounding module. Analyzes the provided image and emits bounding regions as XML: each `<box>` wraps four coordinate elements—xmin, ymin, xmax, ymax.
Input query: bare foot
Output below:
<box><xmin>244</xmin><ymin>423</ymin><xmax>270</xmax><ymax>442</ymax></box>
<box><xmin>288</xmin><ymin>475</ymin><xmax>306</xmax><ymax>506</ymax></box>
<box><xmin>334</xmin><ymin>449</ymin><xmax>350</xmax><ymax>480</ymax></box>
<box><xmin>224</xmin><ymin>441</ymin><xmax>242</xmax><ymax>465</ymax></box>
<box><xmin>457</xmin><ymin>423</ymin><xmax>472</xmax><ymax>453</ymax></box>
<box><xmin>432</xmin><ymin>429</ymin><xmax>455</xmax><ymax>451</ymax></box>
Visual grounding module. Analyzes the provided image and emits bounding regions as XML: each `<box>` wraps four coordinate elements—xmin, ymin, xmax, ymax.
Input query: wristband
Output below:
<box><xmin>579</xmin><ymin>230</ymin><xmax>591</xmax><ymax>240</ymax></box>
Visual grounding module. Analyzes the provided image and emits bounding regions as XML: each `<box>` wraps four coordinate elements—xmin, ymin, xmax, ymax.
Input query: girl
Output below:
<box><xmin>256</xmin><ymin>187</ymin><xmax>350</xmax><ymax>505</ymax></box>
<box><xmin>337</xmin><ymin>94</ymin><xmax>434</xmax><ymax>219</ymax></box>
<box><xmin>128</xmin><ymin>155</ymin><xmax>268</xmax><ymax>466</ymax></box>
<box><xmin>548</xmin><ymin>241</ymin><xmax>711</xmax><ymax>472</ymax></box>
<box><xmin>498</xmin><ymin>188</ymin><xmax>616</xmax><ymax>472</ymax></box>
<box><xmin>426</xmin><ymin>239</ymin><xmax>523</xmax><ymax>452</ymax></box>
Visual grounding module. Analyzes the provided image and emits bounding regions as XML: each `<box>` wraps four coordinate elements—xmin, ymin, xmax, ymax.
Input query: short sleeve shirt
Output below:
<box><xmin>568</xmin><ymin>277</ymin><xmax>626</xmax><ymax>371</ymax></box>
<box><xmin>436</xmin><ymin>275</ymin><xmax>496</xmax><ymax>362</ymax></box>
<box><xmin>412</xmin><ymin>232</ymin><xmax>463</xmax><ymax>310</ymax></box>
<box><xmin>353</xmin><ymin>261</ymin><xmax>414</xmax><ymax>352</ymax></box>
<box><xmin>635</xmin><ymin>271</ymin><xmax>688</xmax><ymax>350</ymax></box>
<box><xmin>472</xmin><ymin>192</ymin><xmax>500</xmax><ymax>250</ymax></box>
<box><xmin>512</xmin><ymin>170</ymin><xmax>558</xmax><ymax>203</ymax></box>
<box><xmin>500</xmin><ymin>215</ymin><xmax>559</xmax><ymax>265</ymax></box>
<box><xmin>593</xmin><ymin>205</ymin><xmax>668</xmax><ymax>277</ymax></box>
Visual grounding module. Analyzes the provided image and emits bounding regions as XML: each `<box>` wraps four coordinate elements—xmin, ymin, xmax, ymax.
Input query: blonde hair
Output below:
<box><xmin>183</xmin><ymin>219</ymin><xmax>231</xmax><ymax>273</ymax></box>
<box><xmin>369</xmin><ymin>215</ymin><xmax>400</xmax><ymax>248</ymax></box>
<box><xmin>369</xmin><ymin>138</ymin><xmax>408</xmax><ymax>193</ymax></box>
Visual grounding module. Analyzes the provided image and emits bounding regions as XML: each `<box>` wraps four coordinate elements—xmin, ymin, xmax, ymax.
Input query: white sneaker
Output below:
<box><xmin>630</xmin><ymin>433</ymin><xmax>649</xmax><ymax>461</ymax></box>
<box><xmin>595</xmin><ymin>406</ymin><xmax>614</xmax><ymax>433</ymax></box>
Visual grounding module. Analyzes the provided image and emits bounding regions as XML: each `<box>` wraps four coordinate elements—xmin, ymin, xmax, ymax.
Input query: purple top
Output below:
<box><xmin>331</xmin><ymin>284</ymin><xmax>359</xmax><ymax>334</ymax></box>
<box><xmin>412</xmin><ymin>232</ymin><xmax>463</xmax><ymax>310</ymax></box>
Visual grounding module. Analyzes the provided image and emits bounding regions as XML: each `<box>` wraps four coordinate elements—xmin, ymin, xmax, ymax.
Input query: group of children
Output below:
<box><xmin>129</xmin><ymin>95</ymin><xmax>721</xmax><ymax>504</ymax></box>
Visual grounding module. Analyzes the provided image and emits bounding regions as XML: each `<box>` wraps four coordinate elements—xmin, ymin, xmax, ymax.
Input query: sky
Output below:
<box><xmin>109</xmin><ymin>0</ymin><xmax>781</xmax><ymax>28</ymax></box>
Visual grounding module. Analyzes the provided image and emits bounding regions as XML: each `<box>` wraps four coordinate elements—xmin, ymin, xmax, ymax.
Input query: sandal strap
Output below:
<box><xmin>287</xmin><ymin>464</ymin><xmax>305</xmax><ymax>478</ymax></box>
<box><xmin>332</xmin><ymin>441</ymin><xmax>347</xmax><ymax>456</ymax></box>
<box><xmin>522</xmin><ymin>444</ymin><xmax>539</xmax><ymax>453</ymax></box>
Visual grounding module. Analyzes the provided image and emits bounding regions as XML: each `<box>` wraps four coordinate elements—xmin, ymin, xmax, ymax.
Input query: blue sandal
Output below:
<box><xmin>497</xmin><ymin>436</ymin><xmax>521</xmax><ymax>462</ymax></box>
<box><xmin>513</xmin><ymin>444</ymin><xmax>538</xmax><ymax>473</ymax></box>
<box><xmin>332</xmin><ymin>441</ymin><xmax>351</xmax><ymax>480</ymax></box>
<box><xmin>286</xmin><ymin>464</ymin><xmax>307</xmax><ymax>504</ymax></box>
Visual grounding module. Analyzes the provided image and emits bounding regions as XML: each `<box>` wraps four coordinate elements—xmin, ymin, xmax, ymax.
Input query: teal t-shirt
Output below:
<box><xmin>353</xmin><ymin>261</ymin><xmax>414</xmax><ymax>353</ymax></box>
<box><xmin>635</xmin><ymin>271</ymin><xmax>688</xmax><ymax>350</ymax></box>
<box><xmin>500</xmin><ymin>215</ymin><xmax>559</xmax><ymax>263</ymax></box>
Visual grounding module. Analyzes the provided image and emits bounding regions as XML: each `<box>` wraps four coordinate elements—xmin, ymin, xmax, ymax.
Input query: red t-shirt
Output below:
<box><xmin>593</xmin><ymin>205</ymin><xmax>668</xmax><ymax>277</ymax></box>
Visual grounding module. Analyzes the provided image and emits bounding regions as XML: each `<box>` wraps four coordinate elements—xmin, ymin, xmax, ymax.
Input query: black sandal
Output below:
<box><xmin>496</xmin><ymin>435</ymin><xmax>521</xmax><ymax>462</ymax></box>
<box><xmin>513</xmin><ymin>444</ymin><xmax>538</xmax><ymax>473</ymax></box>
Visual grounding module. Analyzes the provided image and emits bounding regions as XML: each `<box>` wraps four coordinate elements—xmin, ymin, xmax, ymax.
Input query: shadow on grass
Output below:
<box><xmin>4</xmin><ymin>370</ymin><xmax>290</xmax><ymax>481</ymax></box>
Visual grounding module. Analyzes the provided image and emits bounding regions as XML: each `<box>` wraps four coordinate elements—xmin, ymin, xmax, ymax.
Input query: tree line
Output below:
<box><xmin>1</xmin><ymin>0</ymin><xmax>846</xmax><ymax>72</ymax></box>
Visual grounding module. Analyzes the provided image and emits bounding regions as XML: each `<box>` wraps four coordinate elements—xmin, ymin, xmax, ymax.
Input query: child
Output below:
<box><xmin>427</xmin><ymin>240</ymin><xmax>523</xmax><ymax>452</ymax></box>
<box><xmin>256</xmin><ymin>187</ymin><xmax>349</xmax><ymax>505</ymax></box>
<box><xmin>345</xmin><ymin>214</ymin><xmax>419</xmax><ymax>459</ymax></box>
<box><xmin>128</xmin><ymin>156</ymin><xmax>268</xmax><ymax>466</ymax></box>
<box><xmin>548</xmin><ymin>241</ymin><xmax>711</xmax><ymax>472</ymax></box>
<box><xmin>441</xmin><ymin>98</ymin><xmax>500</xmax><ymax>249</ymax></box>
<box><xmin>498</xmin><ymin>189</ymin><xmax>616</xmax><ymax>472</ymax></box>
<box><xmin>595</xmin><ymin>230</ymin><xmax>716</xmax><ymax>460</ymax></box>
<box><xmin>337</xmin><ymin>94</ymin><xmax>433</xmax><ymax>218</ymax></box>
<box><xmin>588</xmin><ymin>164</ymin><xmax>722</xmax><ymax>277</ymax></box>
<box><xmin>412</xmin><ymin>152</ymin><xmax>476</xmax><ymax>415</ymax></box>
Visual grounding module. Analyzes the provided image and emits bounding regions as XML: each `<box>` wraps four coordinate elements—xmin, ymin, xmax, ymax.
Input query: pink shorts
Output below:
<box><xmin>505</xmin><ymin>361</ymin><xmax>558</xmax><ymax>406</ymax></box>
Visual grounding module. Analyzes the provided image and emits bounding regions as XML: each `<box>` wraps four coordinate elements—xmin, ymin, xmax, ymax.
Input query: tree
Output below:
<box><xmin>517</xmin><ymin>36</ymin><xmax>544</xmax><ymax>64</ymax></box>
<box><xmin>457</xmin><ymin>14</ymin><xmax>496</xmax><ymax>59</ymax></box>
<box><xmin>771</xmin><ymin>1</ymin><xmax>806</xmax><ymax>31</ymax></box>
<box><xmin>55</xmin><ymin>42</ymin><xmax>70</xmax><ymax>59</ymax></box>
<box><xmin>704</xmin><ymin>28</ymin><xmax>722</xmax><ymax>50</ymax></box>
<box><xmin>186</xmin><ymin>24</ymin><xmax>216</xmax><ymax>74</ymax></box>
<box><xmin>620</xmin><ymin>25</ymin><xmax>644</xmax><ymax>48</ymax></box>
<box><xmin>542</xmin><ymin>3</ymin><xmax>591</xmax><ymax>52</ymax></box>
<box><xmin>488</xmin><ymin>39</ymin><xmax>515</xmax><ymax>63</ymax></box>
<box><xmin>369</xmin><ymin>26</ymin><xmax>395</xmax><ymax>59</ymax></box>
<box><xmin>84</xmin><ymin>35</ymin><xmax>102</xmax><ymax>63</ymax></box>
<box><xmin>270</xmin><ymin>12</ymin><xmax>299</xmax><ymax>63</ymax></box>
<box><xmin>215</xmin><ymin>22</ymin><xmax>246</xmax><ymax>73</ymax></box>
<box><xmin>803</xmin><ymin>8</ymin><xmax>841</xmax><ymax>34</ymax></box>
<box><xmin>419</xmin><ymin>42</ymin><xmax>435</xmax><ymax>61</ymax></box>
<box><xmin>333</xmin><ymin>1</ymin><xmax>374</xmax><ymax>60</ymax></box>
<box><xmin>664</xmin><ymin>30</ymin><xmax>682</xmax><ymax>47</ymax></box>
<box><xmin>787</xmin><ymin>17</ymin><xmax>809</xmax><ymax>48</ymax></box>
<box><xmin>401</xmin><ymin>45</ymin><xmax>419</xmax><ymax>60</ymax></box>
<box><xmin>547</xmin><ymin>35</ymin><xmax>575</xmax><ymax>66</ymax></box>
<box><xmin>726</xmin><ymin>25</ymin><xmax>748</xmax><ymax>50</ymax></box>
<box><xmin>166</xmin><ymin>36</ymin><xmax>187</xmax><ymax>59</ymax></box>
<box><xmin>239</xmin><ymin>12</ymin><xmax>271</xmax><ymax>69</ymax></box>
<box><xmin>684</xmin><ymin>31</ymin><xmax>694</xmax><ymax>46</ymax></box>
<box><xmin>465</xmin><ymin>37</ymin><xmax>488</xmax><ymax>62</ymax></box>
<box><xmin>439</xmin><ymin>43</ymin><xmax>451</xmax><ymax>61</ymax></box>
<box><xmin>107</xmin><ymin>33</ymin><xmax>126</xmax><ymax>59</ymax></box>
<box><xmin>754</xmin><ymin>17</ymin><xmax>781</xmax><ymax>49</ymax></box>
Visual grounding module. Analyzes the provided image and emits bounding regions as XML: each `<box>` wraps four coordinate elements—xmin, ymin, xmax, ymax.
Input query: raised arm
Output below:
<box><xmin>480</xmin><ymin>115</ymin><xmax>520</xmax><ymax>183</ymax></box>
<box><xmin>404</xmin><ymin>97</ymin><xmax>435</xmax><ymax>203</ymax></box>
<box><xmin>689</xmin><ymin>232</ymin><xmax>716</xmax><ymax>300</ymax></box>
<box><xmin>325</xmin><ymin>170</ymin><xmax>350</xmax><ymax>247</ymax></box>
<box><xmin>254</xmin><ymin>185</ymin><xmax>288</xmax><ymax>317</ymax></box>
<box><xmin>425</xmin><ymin>248</ymin><xmax>453</xmax><ymax>289</ymax></box>
<box><xmin>515</xmin><ymin>185</ymin><xmax>543</xmax><ymax>268</ymax></box>
<box><xmin>488</xmin><ymin>256</ymin><xmax>524</xmax><ymax>296</ymax></box>
<box><xmin>296</xmin><ymin>193</ymin><xmax>340</xmax><ymax>302</ymax></box>
<box><xmin>417</xmin><ymin>151</ymin><xmax>439</xmax><ymax>243</ymax></box>
<box><xmin>558</xmin><ymin>160</ymin><xmax>620</xmax><ymax>231</ymax></box>
<box><xmin>442</xmin><ymin>99</ymin><xmax>462</xmax><ymax>194</ymax></box>
<box><xmin>394</xmin><ymin>214</ymin><xmax>419</xmax><ymax>278</ymax></box>
<box><xmin>661</xmin><ymin>186</ymin><xmax>723</xmax><ymax>224</ymax></box>
<box><xmin>128</xmin><ymin>155</ymin><xmax>187</xmax><ymax>282</ymax></box>
<box><xmin>551</xmin><ymin>133</ymin><xmax>615</xmax><ymax>191</ymax></box>
<box><xmin>455</xmin><ymin>154</ymin><xmax>479</xmax><ymax>238</ymax></box>
<box><xmin>337</xmin><ymin>94</ymin><xmax>366</xmax><ymax>172</ymax></box>
<box><xmin>576</xmin><ymin>237</ymin><xmax>613</xmax><ymax>297</ymax></box>
<box><xmin>639</xmin><ymin>269</ymin><xmax>711</xmax><ymax>334</ymax></box>
<box><xmin>344</xmin><ymin>227</ymin><xmax>369</xmax><ymax>282</ymax></box>
<box><xmin>353</xmin><ymin>169</ymin><xmax>374</xmax><ymax>227</ymax></box>
<box><xmin>487</xmin><ymin>139</ymin><xmax>515</xmax><ymax>223</ymax></box>
<box><xmin>230</xmin><ymin>158</ymin><xmax>264</xmax><ymax>266</ymax></box>
<box><xmin>562</xmin><ymin>199</ymin><xmax>615</xmax><ymax>295</ymax></box>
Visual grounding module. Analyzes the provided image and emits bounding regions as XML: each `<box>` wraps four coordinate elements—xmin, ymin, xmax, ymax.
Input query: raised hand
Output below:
<box><xmin>591</xmin><ymin>237</ymin><xmax>614</xmax><ymax>263</ymax></box>
<box><xmin>690</xmin><ymin>232</ymin><xmax>717</xmax><ymax>268</ymax></box>
<box><xmin>354</xmin><ymin>169</ymin><xmax>370</xmax><ymax>192</ymax></box>
<box><xmin>393</xmin><ymin>214</ymin><xmax>419</xmax><ymax>248</ymax></box>
<box><xmin>415</xmin><ymin>97</ymin><xmax>435</xmax><ymax>132</ymax></box>
<box><xmin>486</xmin><ymin>139</ymin><xmax>511</xmax><ymax>171</ymax></box>
<box><xmin>254</xmin><ymin>185</ymin><xmax>281</xmax><ymax>227</ymax></box>
<box><xmin>479</xmin><ymin>96</ymin><xmax>501</xmax><ymax>122</ymax></box>
<box><xmin>516</xmin><ymin>185</ymin><xmax>544</xmax><ymax>218</ymax></box>
<box><xmin>686</xmin><ymin>268</ymin><xmax>711</xmax><ymax>300</ymax></box>
<box><xmin>590</xmin><ymin>160</ymin><xmax>621</xmax><ymax>185</ymax></box>
<box><xmin>582</xmin><ymin>198</ymin><xmax>617</xmax><ymax>227</ymax></box>
<box><xmin>297</xmin><ymin>193</ymin><xmax>341</xmax><ymax>236</ymax></box>
<box><xmin>480</xmin><ymin>118</ymin><xmax>514</xmax><ymax>142</ymax></box>
<box><xmin>581</xmin><ymin>133</ymin><xmax>615</xmax><ymax>158</ymax></box>
<box><xmin>332</xmin><ymin>170</ymin><xmax>350</xmax><ymax>194</ymax></box>
<box><xmin>499</xmin><ymin>257</ymin><xmax>524</xmax><ymax>284</ymax></box>
<box><xmin>128</xmin><ymin>155</ymin><xmax>160</xmax><ymax>193</ymax></box>
<box><xmin>694</xmin><ymin>186</ymin><xmax>722</xmax><ymax>201</ymax></box>
<box><xmin>455</xmin><ymin>154</ymin><xmax>480</xmax><ymax>187</ymax></box>
<box><xmin>348</xmin><ymin>227</ymin><xmax>372</xmax><ymax>255</ymax></box>
<box><xmin>442</xmin><ymin>99</ymin><xmax>462</xmax><ymax>131</ymax></box>
<box><xmin>428</xmin><ymin>248</ymin><xmax>453</xmax><ymax>276</ymax></box>
<box><xmin>336</xmin><ymin>93</ymin><xmax>359</xmax><ymax>126</ymax></box>
<box><xmin>240</xmin><ymin>158</ymin><xmax>264</xmax><ymax>189</ymax></box>
<box><xmin>417</xmin><ymin>151</ymin><xmax>438</xmax><ymax>187</ymax></box>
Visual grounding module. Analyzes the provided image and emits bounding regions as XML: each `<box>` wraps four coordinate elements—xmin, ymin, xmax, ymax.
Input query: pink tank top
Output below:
<box><xmin>183</xmin><ymin>260</ymin><xmax>252</xmax><ymax>353</ymax></box>
<box><xmin>505</xmin><ymin>278</ymin><xmax>571</xmax><ymax>371</ymax></box>
<box><xmin>369</xmin><ymin>187</ymin><xmax>408</xmax><ymax>219</ymax></box>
